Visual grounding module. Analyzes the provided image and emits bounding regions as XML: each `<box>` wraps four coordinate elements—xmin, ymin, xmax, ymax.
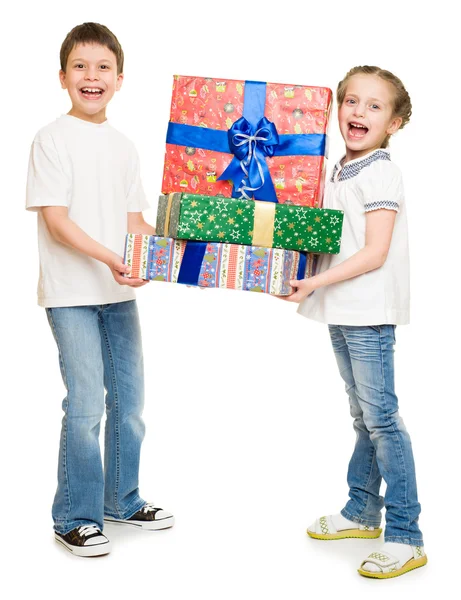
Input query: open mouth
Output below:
<box><xmin>348</xmin><ymin>122</ymin><xmax>368</xmax><ymax>139</ymax></box>
<box><xmin>79</xmin><ymin>87</ymin><xmax>104</xmax><ymax>100</ymax></box>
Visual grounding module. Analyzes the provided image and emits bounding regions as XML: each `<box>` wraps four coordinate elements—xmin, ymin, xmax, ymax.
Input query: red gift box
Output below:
<box><xmin>162</xmin><ymin>76</ymin><xmax>332</xmax><ymax>207</ymax></box>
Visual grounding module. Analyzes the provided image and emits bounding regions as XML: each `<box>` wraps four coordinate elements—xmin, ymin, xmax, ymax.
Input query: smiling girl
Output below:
<box><xmin>285</xmin><ymin>66</ymin><xmax>427</xmax><ymax>579</ymax></box>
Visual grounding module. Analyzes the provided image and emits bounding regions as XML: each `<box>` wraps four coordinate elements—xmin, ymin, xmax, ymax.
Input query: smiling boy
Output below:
<box><xmin>26</xmin><ymin>23</ymin><xmax>174</xmax><ymax>557</ymax></box>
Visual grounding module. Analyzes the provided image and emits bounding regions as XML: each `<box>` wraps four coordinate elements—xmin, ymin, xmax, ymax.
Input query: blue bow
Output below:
<box><xmin>219</xmin><ymin>116</ymin><xmax>279</xmax><ymax>201</ymax></box>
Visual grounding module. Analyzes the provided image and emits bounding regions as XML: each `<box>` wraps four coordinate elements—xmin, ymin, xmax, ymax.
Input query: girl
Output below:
<box><xmin>285</xmin><ymin>66</ymin><xmax>426</xmax><ymax>579</ymax></box>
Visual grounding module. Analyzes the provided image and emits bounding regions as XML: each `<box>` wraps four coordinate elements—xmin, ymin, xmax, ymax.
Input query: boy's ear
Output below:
<box><xmin>59</xmin><ymin>69</ymin><xmax>67</xmax><ymax>90</ymax></box>
<box><xmin>116</xmin><ymin>73</ymin><xmax>124</xmax><ymax>91</ymax></box>
<box><xmin>387</xmin><ymin>116</ymin><xmax>403</xmax><ymax>136</ymax></box>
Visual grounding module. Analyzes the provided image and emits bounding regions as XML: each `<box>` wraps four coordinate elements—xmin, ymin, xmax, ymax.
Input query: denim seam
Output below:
<box><xmin>360</xmin><ymin>447</ymin><xmax>382</xmax><ymax>520</ymax></box>
<box><xmin>390</xmin><ymin>420</ymin><xmax>411</xmax><ymax>531</ymax></box>
<box><xmin>99</xmin><ymin>310</ymin><xmax>122</xmax><ymax>518</ymax></box>
<box><xmin>363</xmin><ymin>445</ymin><xmax>375</xmax><ymax>492</ymax></box>
<box><xmin>377</xmin><ymin>328</ymin><xmax>392</xmax><ymax>529</ymax></box>
<box><xmin>354</xmin><ymin>443</ymin><xmax>375</xmax><ymax>520</ymax></box>
<box><xmin>46</xmin><ymin>309</ymin><xmax>72</xmax><ymax>526</ymax></box>
<box><xmin>380</xmin><ymin>328</ymin><xmax>412</xmax><ymax>535</ymax></box>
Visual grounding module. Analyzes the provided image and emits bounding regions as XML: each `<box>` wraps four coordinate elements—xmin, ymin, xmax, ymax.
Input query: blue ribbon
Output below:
<box><xmin>166</xmin><ymin>80</ymin><xmax>327</xmax><ymax>203</ymax></box>
<box><xmin>297</xmin><ymin>252</ymin><xmax>307</xmax><ymax>281</ymax></box>
<box><xmin>177</xmin><ymin>241</ymin><xmax>207</xmax><ymax>285</ymax></box>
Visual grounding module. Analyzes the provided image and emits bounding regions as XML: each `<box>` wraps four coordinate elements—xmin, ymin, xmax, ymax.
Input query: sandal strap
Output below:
<box><xmin>358</xmin><ymin>524</ymin><xmax>376</xmax><ymax>531</ymax></box>
<box><xmin>317</xmin><ymin>515</ymin><xmax>337</xmax><ymax>534</ymax></box>
<box><xmin>315</xmin><ymin>516</ymin><xmax>377</xmax><ymax>534</ymax></box>
<box><xmin>361</xmin><ymin>551</ymin><xmax>401</xmax><ymax>572</ymax></box>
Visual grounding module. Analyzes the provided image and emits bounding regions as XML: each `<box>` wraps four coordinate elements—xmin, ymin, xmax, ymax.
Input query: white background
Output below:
<box><xmin>1</xmin><ymin>0</ymin><xmax>459</xmax><ymax>597</ymax></box>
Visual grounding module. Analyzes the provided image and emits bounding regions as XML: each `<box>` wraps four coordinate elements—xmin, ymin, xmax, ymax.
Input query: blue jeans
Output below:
<box><xmin>46</xmin><ymin>300</ymin><xmax>146</xmax><ymax>534</ymax></box>
<box><xmin>328</xmin><ymin>325</ymin><xmax>423</xmax><ymax>546</ymax></box>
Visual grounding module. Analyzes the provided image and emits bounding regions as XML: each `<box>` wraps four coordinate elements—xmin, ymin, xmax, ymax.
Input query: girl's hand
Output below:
<box><xmin>278</xmin><ymin>278</ymin><xmax>315</xmax><ymax>302</ymax></box>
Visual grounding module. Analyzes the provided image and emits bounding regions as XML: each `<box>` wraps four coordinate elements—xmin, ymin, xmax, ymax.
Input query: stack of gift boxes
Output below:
<box><xmin>124</xmin><ymin>75</ymin><xmax>344</xmax><ymax>296</ymax></box>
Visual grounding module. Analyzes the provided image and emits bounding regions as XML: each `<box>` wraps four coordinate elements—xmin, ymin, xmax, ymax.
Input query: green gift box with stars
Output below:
<box><xmin>156</xmin><ymin>193</ymin><xmax>343</xmax><ymax>254</ymax></box>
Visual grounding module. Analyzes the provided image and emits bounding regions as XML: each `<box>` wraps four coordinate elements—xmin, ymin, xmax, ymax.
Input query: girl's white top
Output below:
<box><xmin>298</xmin><ymin>148</ymin><xmax>410</xmax><ymax>326</ymax></box>
<box><xmin>26</xmin><ymin>115</ymin><xmax>149</xmax><ymax>308</ymax></box>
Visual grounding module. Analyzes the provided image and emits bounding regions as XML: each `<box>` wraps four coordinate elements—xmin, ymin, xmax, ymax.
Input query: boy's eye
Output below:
<box><xmin>371</xmin><ymin>104</ymin><xmax>380</xmax><ymax>110</ymax></box>
<box><xmin>100</xmin><ymin>65</ymin><xmax>109</xmax><ymax>69</ymax></box>
<box><xmin>75</xmin><ymin>64</ymin><xmax>85</xmax><ymax>69</ymax></box>
<box><xmin>346</xmin><ymin>99</ymin><xmax>356</xmax><ymax>104</ymax></box>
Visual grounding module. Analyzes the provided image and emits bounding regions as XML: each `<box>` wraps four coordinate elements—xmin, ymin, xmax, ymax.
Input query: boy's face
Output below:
<box><xmin>338</xmin><ymin>74</ymin><xmax>402</xmax><ymax>161</ymax></box>
<box><xmin>59</xmin><ymin>43</ymin><xmax>123</xmax><ymax>123</ymax></box>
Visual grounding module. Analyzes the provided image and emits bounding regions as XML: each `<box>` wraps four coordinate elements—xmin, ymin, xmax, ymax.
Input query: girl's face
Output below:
<box><xmin>338</xmin><ymin>74</ymin><xmax>402</xmax><ymax>161</ymax></box>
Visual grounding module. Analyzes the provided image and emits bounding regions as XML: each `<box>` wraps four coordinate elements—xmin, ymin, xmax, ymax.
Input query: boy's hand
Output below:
<box><xmin>277</xmin><ymin>278</ymin><xmax>315</xmax><ymax>302</ymax></box>
<box><xmin>108</xmin><ymin>255</ymin><xmax>148</xmax><ymax>287</ymax></box>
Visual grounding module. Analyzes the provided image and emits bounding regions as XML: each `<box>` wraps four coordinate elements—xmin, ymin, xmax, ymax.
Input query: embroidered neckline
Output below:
<box><xmin>330</xmin><ymin>149</ymin><xmax>391</xmax><ymax>183</ymax></box>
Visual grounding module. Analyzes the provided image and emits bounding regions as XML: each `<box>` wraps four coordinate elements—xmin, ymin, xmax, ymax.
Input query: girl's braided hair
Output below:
<box><xmin>336</xmin><ymin>66</ymin><xmax>412</xmax><ymax>148</ymax></box>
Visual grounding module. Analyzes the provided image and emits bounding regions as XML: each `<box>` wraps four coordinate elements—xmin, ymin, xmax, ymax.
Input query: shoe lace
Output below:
<box><xmin>142</xmin><ymin>502</ymin><xmax>157</xmax><ymax>514</ymax></box>
<box><xmin>78</xmin><ymin>525</ymin><xmax>100</xmax><ymax>537</ymax></box>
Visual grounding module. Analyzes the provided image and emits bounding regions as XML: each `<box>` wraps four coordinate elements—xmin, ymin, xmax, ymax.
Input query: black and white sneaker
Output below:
<box><xmin>55</xmin><ymin>525</ymin><xmax>111</xmax><ymax>557</ymax></box>
<box><xmin>104</xmin><ymin>502</ymin><xmax>175</xmax><ymax>530</ymax></box>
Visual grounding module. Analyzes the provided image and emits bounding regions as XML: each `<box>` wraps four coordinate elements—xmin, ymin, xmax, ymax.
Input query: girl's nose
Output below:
<box><xmin>354</xmin><ymin>103</ymin><xmax>366</xmax><ymax>118</ymax></box>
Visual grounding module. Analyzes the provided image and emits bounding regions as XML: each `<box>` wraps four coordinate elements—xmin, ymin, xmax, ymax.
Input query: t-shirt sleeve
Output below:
<box><xmin>361</xmin><ymin>160</ymin><xmax>404</xmax><ymax>214</ymax></box>
<box><xmin>127</xmin><ymin>147</ymin><xmax>150</xmax><ymax>212</ymax></box>
<box><xmin>26</xmin><ymin>134</ymin><xmax>71</xmax><ymax>212</ymax></box>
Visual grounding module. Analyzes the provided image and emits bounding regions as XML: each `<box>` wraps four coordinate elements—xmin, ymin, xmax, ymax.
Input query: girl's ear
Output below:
<box><xmin>387</xmin><ymin>116</ymin><xmax>403</xmax><ymax>136</ymax></box>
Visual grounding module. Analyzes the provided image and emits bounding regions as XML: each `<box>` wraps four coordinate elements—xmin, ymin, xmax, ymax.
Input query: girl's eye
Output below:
<box><xmin>100</xmin><ymin>65</ymin><xmax>109</xmax><ymax>69</ymax></box>
<box><xmin>346</xmin><ymin>99</ymin><xmax>356</xmax><ymax>105</ymax></box>
<box><xmin>371</xmin><ymin>104</ymin><xmax>380</xmax><ymax>110</ymax></box>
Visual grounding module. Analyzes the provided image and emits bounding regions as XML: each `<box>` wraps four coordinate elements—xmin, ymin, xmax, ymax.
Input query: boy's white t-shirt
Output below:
<box><xmin>298</xmin><ymin>149</ymin><xmax>410</xmax><ymax>326</ymax></box>
<box><xmin>26</xmin><ymin>114</ymin><xmax>149</xmax><ymax>308</ymax></box>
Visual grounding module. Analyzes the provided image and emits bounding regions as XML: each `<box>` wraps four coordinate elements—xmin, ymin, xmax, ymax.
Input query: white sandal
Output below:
<box><xmin>307</xmin><ymin>515</ymin><xmax>382</xmax><ymax>540</ymax></box>
<box><xmin>358</xmin><ymin>546</ymin><xmax>427</xmax><ymax>578</ymax></box>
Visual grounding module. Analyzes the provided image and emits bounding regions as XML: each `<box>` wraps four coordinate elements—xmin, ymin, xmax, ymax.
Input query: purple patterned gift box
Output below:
<box><xmin>124</xmin><ymin>234</ymin><xmax>317</xmax><ymax>296</ymax></box>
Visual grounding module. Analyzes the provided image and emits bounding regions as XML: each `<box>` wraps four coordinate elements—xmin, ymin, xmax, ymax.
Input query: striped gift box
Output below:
<box><xmin>123</xmin><ymin>234</ymin><xmax>316</xmax><ymax>296</ymax></box>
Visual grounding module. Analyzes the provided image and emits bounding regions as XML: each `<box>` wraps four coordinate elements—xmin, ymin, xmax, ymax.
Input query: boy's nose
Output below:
<box><xmin>85</xmin><ymin>69</ymin><xmax>99</xmax><ymax>81</ymax></box>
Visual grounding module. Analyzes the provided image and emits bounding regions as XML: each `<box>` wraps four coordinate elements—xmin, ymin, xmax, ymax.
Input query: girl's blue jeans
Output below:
<box><xmin>328</xmin><ymin>324</ymin><xmax>424</xmax><ymax>546</ymax></box>
<box><xmin>46</xmin><ymin>300</ymin><xmax>146</xmax><ymax>535</ymax></box>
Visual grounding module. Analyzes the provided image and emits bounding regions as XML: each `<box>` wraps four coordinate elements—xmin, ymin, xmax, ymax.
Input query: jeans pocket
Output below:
<box><xmin>369</xmin><ymin>326</ymin><xmax>381</xmax><ymax>333</ymax></box>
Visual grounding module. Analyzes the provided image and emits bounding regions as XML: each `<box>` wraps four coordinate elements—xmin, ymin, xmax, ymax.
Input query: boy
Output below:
<box><xmin>26</xmin><ymin>22</ymin><xmax>174</xmax><ymax>558</ymax></box>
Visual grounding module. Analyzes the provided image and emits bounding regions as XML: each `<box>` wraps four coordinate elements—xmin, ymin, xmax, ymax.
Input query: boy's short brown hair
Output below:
<box><xmin>60</xmin><ymin>22</ymin><xmax>124</xmax><ymax>75</ymax></box>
